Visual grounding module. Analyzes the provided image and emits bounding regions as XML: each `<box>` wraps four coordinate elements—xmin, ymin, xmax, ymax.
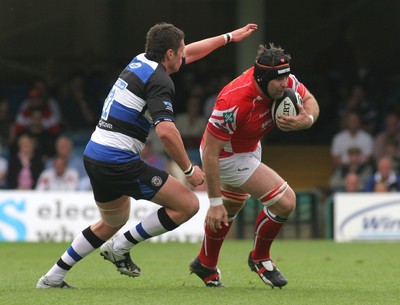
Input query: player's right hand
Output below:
<box><xmin>206</xmin><ymin>205</ymin><xmax>229</xmax><ymax>233</ymax></box>
<box><xmin>231</xmin><ymin>24</ymin><xmax>258</xmax><ymax>42</ymax></box>
<box><xmin>186</xmin><ymin>165</ymin><xmax>205</xmax><ymax>187</ymax></box>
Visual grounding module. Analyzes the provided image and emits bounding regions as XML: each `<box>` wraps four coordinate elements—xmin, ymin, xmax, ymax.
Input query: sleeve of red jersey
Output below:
<box><xmin>206</xmin><ymin>98</ymin><xmax>239</xmax><ymax>142</ymax></box>
<box><xmin>297</xmin><ymin>82</ymin><xmax>307</xmax><ymax>98</ymax></box>
<box><xmin>288</xmin><ymin>74</ymin><xmax>307</xmax><ymax>99</ymax></box>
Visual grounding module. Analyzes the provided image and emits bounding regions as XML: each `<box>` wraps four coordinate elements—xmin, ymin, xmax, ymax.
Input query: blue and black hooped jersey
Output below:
<box><xmin>84</xmin><ymin>53</ymin><xmax>176</xmax><ymax>164</ymax></box>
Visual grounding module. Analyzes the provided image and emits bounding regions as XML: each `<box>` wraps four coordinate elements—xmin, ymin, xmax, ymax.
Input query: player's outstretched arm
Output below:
<box><xmin>185</xmin><ymin>23</ymin><xmax>258</xmax><ymax>64</ymax></box>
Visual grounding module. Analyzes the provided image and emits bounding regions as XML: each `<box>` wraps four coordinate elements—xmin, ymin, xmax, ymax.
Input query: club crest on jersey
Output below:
<box><xmin>223</xmin><ymin>112</ymin><xmax>234</xmax><ymax>123</ymax></box>
<box><xmin>163</xmin><ymin>101</ymin><xmax>173</xmax><ymax>112</ymax></box>
<box><xmin>128</xmin><ymin>62</ymin><xmax>142</xmax><ymax>69</ymax></box>
<box><xmin>151</xmin><ymin>176</ymin><xmax>163</xmax><ymax>187</ymax></box>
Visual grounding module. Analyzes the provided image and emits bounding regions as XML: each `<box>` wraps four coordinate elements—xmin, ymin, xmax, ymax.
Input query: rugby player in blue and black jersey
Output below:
<box><xmin>37</xmin><ymin>22</ymin><xmax>257</xmax><ymax>288</ymax></box>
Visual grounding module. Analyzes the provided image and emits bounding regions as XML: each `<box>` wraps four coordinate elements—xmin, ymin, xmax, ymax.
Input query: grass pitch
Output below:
<box><xmin>0</xmin><ymin>240</ymin><xmax>398</xmax><ymax>305</ymax></box>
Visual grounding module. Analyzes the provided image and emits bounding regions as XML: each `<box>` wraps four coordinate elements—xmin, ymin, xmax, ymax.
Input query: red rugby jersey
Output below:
<box><xmin>202</xmin><ymin>67</ymin><xmax>307</xmax><ymax>158</ymax></box>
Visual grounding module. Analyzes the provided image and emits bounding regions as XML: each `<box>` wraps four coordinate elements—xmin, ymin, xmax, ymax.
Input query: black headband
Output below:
<box><xmin>254</xmin><ymin>56</ymin><xmax>291</xmax><ymax>97</ymax></box>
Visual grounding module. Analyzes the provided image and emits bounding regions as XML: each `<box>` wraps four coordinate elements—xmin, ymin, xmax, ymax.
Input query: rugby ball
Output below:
<box><xmin>271</xmin><ymin>88</ymin><xmax>303</xmax><ymax>123</ymax></box>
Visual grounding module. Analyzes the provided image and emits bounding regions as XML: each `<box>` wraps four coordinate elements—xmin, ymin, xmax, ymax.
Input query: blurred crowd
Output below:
<box><xmin>0</xmin><ymin>38</ymin><xmax>400</xmax><ymax>195</ymax></box>
<box><xmin>0</xmin><ymin>57</ymin><xmax>228</xmax><ymax>192</ymax></box>
<box><xmin>309</xmin><ymin>27</ymin><xmax>400</xmax><ymax>195</ymax></box>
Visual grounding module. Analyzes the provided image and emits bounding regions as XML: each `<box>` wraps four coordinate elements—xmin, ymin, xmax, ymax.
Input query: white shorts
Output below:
<box><xmin>200</xmin><ymin>143</ymin><xmax>261</xmax><ymax>188</ymax></box>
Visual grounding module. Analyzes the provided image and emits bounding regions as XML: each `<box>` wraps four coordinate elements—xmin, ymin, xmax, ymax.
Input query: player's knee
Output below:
<box><xmin>183</xmin><ymin>196</ymin><xmax>200</xmax><ymax>219</ymax></box>
<box><xmin>99</xmin><ymin>209</ymin><xmax>130</xmax><ymax>228</ymax></box>
<box><xmin>221</xmin><ymin>189</ymin><xmax>249</xmax><ymax>217</ymax></box>
<box><xmin>284</xmin><ymin>187</ymin><xmax>296</xmax><ymax>212</ymax></box>
<box><xmin>259</xmin><ymin>181</ymin><xmax>295</xmax><ymax>211</ymax></box>
<box><xmin>279</xmin><ymin>197</ymin><xmax>296</xmax><ymax>215</ymax></box>
<box><xmin>272</xmin><ymin>187</ymin><xmax>296</xmax><ymax>216</ymax></box>
<box><xmin>186</xmin><ymin>203</ymin><xmax>199</xmax><ymax>219</ymax></box>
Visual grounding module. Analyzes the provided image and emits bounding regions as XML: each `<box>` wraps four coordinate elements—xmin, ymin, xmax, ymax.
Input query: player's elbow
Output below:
<box><xmin>155</xmin><ymin>121</ymin><xmax>179</xmax><ymax>140</ymax></box>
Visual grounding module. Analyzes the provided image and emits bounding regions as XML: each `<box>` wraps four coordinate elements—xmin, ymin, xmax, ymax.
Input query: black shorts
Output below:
<box><xmin>83</xmin><ymin>157</ymin><xmax>169</xmax><ymax>203</ymax></box>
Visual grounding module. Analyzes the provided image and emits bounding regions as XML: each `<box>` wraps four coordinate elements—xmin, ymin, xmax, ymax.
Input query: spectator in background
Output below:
<box><xmin>14</xmin><ymin>88</ymin><xmax>62</xmax><ymax>138</ymax></box>
<box><xmin>14</xmin><ymin>108</ymin><xmax>57</xmax><ymax>160</ymax></box>
<box><xmin>329</xmin><ymin>146</ymin><xmax>373</xmax><ymax>192</ymax></box>
<box><xmin>203</xmin><ymin>74</ymin><xmax>232</xmax><ymax>118</ymax></box>
<box><xmin>55</xmin><ymin>73</ymin><xmax>96</xmax><ymax>133</ymax></box>
<box><xmin>141</xmin><ymin>140</ymin><xmax>169</xmax><ymax>172</ymax></box>
<box><xmin>364</xmin><ymin>156</ymin><xmax>400</xmax><ymax>192</ymax></box>
<box><xmin>0</xmin><ymin>146</ymin><xmax>8</xmax><ymax>189</ymax></box>
<box><xmin>0</xmin><ymin>97</ymin><xmax>15</xmax><ymax>148</ymax></box>
<box><xmin>78</xmin><ymin>175</ymin><xmax>92</xmax><ymax>191</ymax></box>
<box><xmin>373</xmin><ymin>181</ymin><xmax>389</xmax><ymax>192</ymax></box>
<box><xmin>45</xmin><ymin>135</ymin><xmax>87</xmax><ymax>181</ymax></box>
<box><xmin>380</xmin><ymin>138</ymin><xmax>400</xmax><ymax>174</ymax></box>
<box><xmin>36</xmin><ymin>155</ymin><xmax>79</xmax><ymax>191</ymax></box>
<box><xmin>145</xmin><ymin>129</ymin><xmax>169</xmax><ymax>162</ymax></box>
<box><xmin>373</xmin><ymin>113</ymin><xmax>400</xmax><ymax>160</ymax></box>
<box><xmin>175</xmin><ymin>95</ymin><xmax>207</xmax><ymax>166</ymax></box>
<box><xmin>7</xmin><ymin>134</ymin><xmax>44</xmax><ymax>190</ymax></box>
<box><xmin>342</xmin><ymin>172</ymin><xmax>364</xmax><ymax>192</ymax></box>
<box><xmin>331</xmin><ymin>111</ymin><xmax>374</xmax><ymax>168</ymax></box>
<box><xmin>31</xmin><ymin>79</ymin><xmax>61</xmax><ymax>114</ymax></box>
<box><xmin>337</xmin><ymin>84</ymin><xmax>378</xmax><ymax>134</ymax></box>
<box><xmin>75</xmin><ymin>47</ymin><xmax>111</xmax><ymax>115</ymax></box>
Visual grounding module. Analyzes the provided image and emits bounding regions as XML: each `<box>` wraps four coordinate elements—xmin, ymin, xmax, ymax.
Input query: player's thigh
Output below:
<box><xmin>152</xmin><ymin>174</ymin><xmax>199</xmax><ymax>215</ymax></box>
<box><xmin>241</xmin><ymin>163</ymin><xmax>296</xmax><ymax>205</ymax></box>
<box><xmin>93</xmin><ymin>195</ymin><xmax>131</xmax><ymax>238</ymax></box>
<box><xmin>96</xmin><ymin>195</ymin><xmax>131</xmax><ymax>212</ymax></box>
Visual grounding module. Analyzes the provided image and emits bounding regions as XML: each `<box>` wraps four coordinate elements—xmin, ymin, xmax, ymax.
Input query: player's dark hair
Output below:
<box><xmin>255</xmin><ymin>43</ymin><xmax>291</xmax><ymax>63</ymax></box>
<box><xmin>145</xmin><ymin>22</ymin><xmax>185</xmax><ymax>62</ymax></box>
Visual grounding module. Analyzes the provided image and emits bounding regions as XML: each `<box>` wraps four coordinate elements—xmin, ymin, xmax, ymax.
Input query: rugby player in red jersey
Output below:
<box><xmin>190</xmin><ymin>43</ymin><xmax>319</xmax><ymax>288</ymax></box>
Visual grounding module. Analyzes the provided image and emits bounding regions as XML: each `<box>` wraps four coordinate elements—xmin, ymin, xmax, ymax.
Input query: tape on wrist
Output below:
<box><xmin>308</xmin><ymin>114</ymin><xmax>314</xmax><ymax>126</ymax></box>
<box><xmin>223</xmin><ymin>33</ymin><xmax>232</xmax><ymax>45</ymax></box>
<box><xmin>209</xmin><ymin>197</ymin><xmax>223</xmax><ymax>207</ymax></box>
<box><xmin>184</xmin><ymin>164</ymin><xmax>195</xmax><ymax>177</ymax></box>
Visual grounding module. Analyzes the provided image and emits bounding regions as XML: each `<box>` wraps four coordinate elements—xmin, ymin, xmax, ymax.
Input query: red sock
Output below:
<box><xmin>198</xmin><ymin>221</ymin><xmax>233</xmax><ymax>269</ymax></box>
<box><xmin>251</xmin><ymin>207</ymin><xmax>287</xmax><ymax>261</ymax></box>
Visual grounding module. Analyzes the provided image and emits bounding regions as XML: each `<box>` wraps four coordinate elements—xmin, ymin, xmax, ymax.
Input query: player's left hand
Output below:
<box><xmin>231</xmin><ymin>24</ymin><xmax>258</xmax><ymax>42</ymax></box>
<box><xmin>275</xmin><ymin>102</ymin><xmax>313</xmax><ymax>131</ymax></box>
<box><xmin>186</xmin><ymin>165</ymin><xmax>205</xmax><ymax>187</ymax></box>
